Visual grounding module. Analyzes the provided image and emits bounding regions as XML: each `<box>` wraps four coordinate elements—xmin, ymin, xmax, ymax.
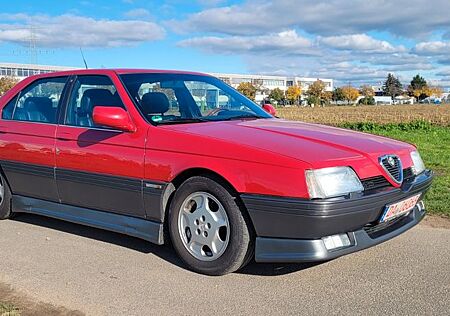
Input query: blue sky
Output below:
<box><xmin>1</xmin><ymin>0</ymin><xmax>450</xmax><ymax>88</ymax></box>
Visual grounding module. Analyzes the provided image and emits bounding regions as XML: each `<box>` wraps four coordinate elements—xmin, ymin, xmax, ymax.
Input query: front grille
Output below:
<box><xmin>361</xmin><ymin>168</ymin><xmax>414</xmax><ymax>191</ymax></box>
<box><xmin>361</xmin><ymin>176</ymin><xmax>391</xmax><ymax>191</ymax></box>
<box><xmin>380</xmin><ymin>155</ymin><xmax>403</xmax><ymax>183</ymax></box>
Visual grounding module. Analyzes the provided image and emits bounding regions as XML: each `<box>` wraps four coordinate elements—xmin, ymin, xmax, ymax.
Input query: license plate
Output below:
<box><xmin>381</xmin><ymin>193</ymin><xmax>421</xmax><ymax>223</ymax></box>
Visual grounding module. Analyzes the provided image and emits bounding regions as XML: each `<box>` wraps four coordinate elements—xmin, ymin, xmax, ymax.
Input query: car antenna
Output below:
<box><xmin>79</xmin><ymin>47</ymin><xmax>89</xmax><ymax>69</ymax></box>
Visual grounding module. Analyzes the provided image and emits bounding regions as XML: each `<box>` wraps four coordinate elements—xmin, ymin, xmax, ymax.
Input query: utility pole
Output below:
<box><xmin>10</xmin><ymin>26</ymin><xmax>54</xmax><ymax>66</ymax></box>
<box><xmin>28</xmin><ymin>25</ymin><xmax>38</xmax><ymax>65</ymax></box>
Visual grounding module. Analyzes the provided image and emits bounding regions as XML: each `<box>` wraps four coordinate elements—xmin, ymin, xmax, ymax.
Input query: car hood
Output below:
<box><xmin>162</xmin><ymin>119</ymin><xmax>415</xmax><ymax>177</ymax></box>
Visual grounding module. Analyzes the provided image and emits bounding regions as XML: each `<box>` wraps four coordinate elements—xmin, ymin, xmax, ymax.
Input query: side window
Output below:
<box><xmin>65</xmin><ymin>75</ymin><xmax>125</xmax><ymax>128</ymax></box>
<box><xmin>137</xmin><ymin>83</ymin><xmax>181</xmax><ymax>118</ymax></box>
<box><xmin>12</xmin><ymin>77</ymin><xmax>68</xmax><ymax>124</ymax></box>
<box><xmin>184</xmin><ymin>81</ymin><xmax>253</xmax><ymax>114</ymax></box>
<box><xmin>1</xmin><ymin>95</ymin><xmax>18</xmax><ymax>120</ymax></box>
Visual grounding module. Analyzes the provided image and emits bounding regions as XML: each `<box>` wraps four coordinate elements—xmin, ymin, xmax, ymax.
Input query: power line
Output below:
<box><xmin>2</xmin><ymin>25</ymin><xmax>55</xmax><ymax>64</ymax></box>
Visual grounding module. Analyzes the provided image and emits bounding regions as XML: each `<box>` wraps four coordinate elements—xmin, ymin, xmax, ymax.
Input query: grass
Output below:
<box><xmin>277</xmin><ymin>104</ymin><xmax>450</xmax><ymax>126</ymax></box>
<box><xmin>277</xmin><ymin>106</ymin><xmax>450</xmax><ymax>217</ymax></box>
<box><xmin>0</xmin><ymin>303</ymin><xmax>20</xmax><ymax>316</ymax></box>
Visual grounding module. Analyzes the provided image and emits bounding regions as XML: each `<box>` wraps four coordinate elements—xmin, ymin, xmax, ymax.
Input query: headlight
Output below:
<box><xmin>410</xmin><ymin>151</ymin><xmax>425</xmax><ymax>175</ymax></box>
<box><xmin>305</xmin><ymin>166</ymin><xmax>364</xmax><ymax>199</ymax></box>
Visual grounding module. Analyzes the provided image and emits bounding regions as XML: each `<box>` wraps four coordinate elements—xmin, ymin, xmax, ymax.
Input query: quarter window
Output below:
<box><xmin>1</xmin><ymin>95</ymin><xmax>18</xmax><ymax>120</ymax></box>
<box><xmin>65</xmin><ymin>75</ymin><xmax>125</xmax><ymax>128</ymax></box>
<box><xmin>8</xmin><ymin>77</ymin><xmax>68</xmax><ymax>124</ymax></box>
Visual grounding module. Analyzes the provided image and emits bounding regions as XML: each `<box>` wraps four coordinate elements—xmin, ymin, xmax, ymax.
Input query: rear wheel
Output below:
<box><xmin>169</xmin><ymin>176</ymin><xmax>253</xmax><ymax>275</ymax></box>
<box><xmin>0</xmin><ymin>172</ymin><xmax>13</xmax><ymax>220</ymax></box>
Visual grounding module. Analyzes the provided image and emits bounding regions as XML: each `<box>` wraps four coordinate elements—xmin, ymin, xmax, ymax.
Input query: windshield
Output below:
<box><xmin>120</xmin><ymin>73</ymin><xmax>272</xmax><ymax>124</ymax></box>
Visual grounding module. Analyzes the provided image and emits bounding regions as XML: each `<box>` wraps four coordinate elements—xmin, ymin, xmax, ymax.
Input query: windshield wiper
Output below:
<box><xmin>156</xmin><ymin>118</ymin><xmax>209</xmax><ymax>125</ymax></box>
<box><xmin>217</xmin><ymin>114</ymin><xmax>263</xmax><ymax>121</ymax></box>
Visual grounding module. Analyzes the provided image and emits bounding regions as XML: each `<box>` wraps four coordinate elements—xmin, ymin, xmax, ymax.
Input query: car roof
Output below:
<box><xmin>27</xmin><ymin>68</ymin><xmax>212</xmax><ymax>80</ymax></box>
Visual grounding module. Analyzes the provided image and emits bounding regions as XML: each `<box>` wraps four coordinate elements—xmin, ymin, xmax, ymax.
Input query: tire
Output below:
<box><xmin>0</xmin><ymin>172</ymin><xmax>13</xmax><ymax>220</ymax></box>
<box><xmin>169</xmin><ymin>176</ymin><xmax>253</xmax><ymax>275</ymax></box>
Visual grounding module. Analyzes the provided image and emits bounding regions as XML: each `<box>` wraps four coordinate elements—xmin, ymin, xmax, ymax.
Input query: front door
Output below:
<box><xmin>55</xmin><ymin>75</ymin><xmax>147</xmax><ymax>217</ymax></box>
<box><xmin>0</xmin><ymin>76</ymin><xmax>69</xmax><ymax>202</ymax></box>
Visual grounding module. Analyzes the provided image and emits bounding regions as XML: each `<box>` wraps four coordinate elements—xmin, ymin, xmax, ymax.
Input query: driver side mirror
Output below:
<box><xmin>92</xmin><ymin>106</ymin><xmax>136</xmax><ymax>132</ymax></box>
<box><xmin>262</xmin><ymin>104</ymin><xmax>277</xmax><ymax>116</ymax></box>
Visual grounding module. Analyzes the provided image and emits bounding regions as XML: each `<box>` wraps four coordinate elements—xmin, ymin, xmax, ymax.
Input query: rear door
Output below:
<box><xmin>55</xmin><ymin>74</ymin><xmax>147</xmax><ymax>217</ymax></box>
<box><xmin>0</xmin><ymin>76</ymin><xmax>68</xmax><ymax>201</ymax></box>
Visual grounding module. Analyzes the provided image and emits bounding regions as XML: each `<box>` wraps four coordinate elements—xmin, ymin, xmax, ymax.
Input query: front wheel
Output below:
<box><xmin>0</xmin><ymin>172</ymin><xmax>13</xmax><ymax>220</ymax></box>
<box><xmin>169</xmin><ymin>176</ymin><xmax>253</xmax><ymax>275</ymax></box>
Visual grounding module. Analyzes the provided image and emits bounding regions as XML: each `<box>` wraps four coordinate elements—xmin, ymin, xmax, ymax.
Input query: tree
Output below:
<box><xmin>269</xmin><ymin>88</ymin><xmax>285</xmax><ymax>103</ymax></box>
<box><xmin>407</xmin><ymin>74</ymin><xmax>428</xmax><ymax>101</ymax></box>
<box><xmin>286</xmin><ymin>85</ymin><xmax>302</xmax><ymax>105</ymax></box>
<box><xmin>410</xmin><ymin>74</ymin><xmax>427</xmax><ymax>90</ymax></box>
<box><xmin>322</xmin><ymin>91</ymin><xmax>333</xmax><ymax>105</ymax></box>
<box><xmin>0</xmin><ymin>77</ymin><xmax>19</xmax><ymax>96</ymax></box>
<box><xmin>332</xmin><ymin>87</ymin><xmax>345</xmax><ymax>103</ymax></box>
<box><xmin>359</xmin><ymin>85</ymin><xmax>374</xmax><ymax>98</ymax></box>
<box><xmin>382</xmin><ymin>73</ymin><xmax>403</xmax><ymax>100</ymax></box>
<box><xmin>306</xmin><ymin>80</ymin><xmax>326</xmax><ymax>106</ymax></box>
<box><xmin>426</xmin><ymin>86</ymin><xmax>443</xmax><ymax>97</ymax></box>
<box><xmin>358</xmin><ymin>96</ymin><xmax>375</xmax><ymax>105</ymax></box>
<box><xmin>341</xmin><ymin>85</ymin><xmax>360</xmax><ymax>104</ymax></box>
<box><xmin>359</xmin><ymin>85</ymin><xmax>375</xmax><ymax>105</ymax></box>
<box><xmin>237</xmin><ymin>82</ymin><xmax>257</xmax><ymax>101</ymax></box>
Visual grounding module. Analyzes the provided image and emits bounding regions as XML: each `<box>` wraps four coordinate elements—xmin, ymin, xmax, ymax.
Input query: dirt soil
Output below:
<box><xmin>422</xmin><ymin>214</ymin><xmax>450</xmax><ymax>229</ymax></box>
<box><xmin>0</xmin><ymin>283</ymin><xmax>83</xmax><ymax>316</ymax></box>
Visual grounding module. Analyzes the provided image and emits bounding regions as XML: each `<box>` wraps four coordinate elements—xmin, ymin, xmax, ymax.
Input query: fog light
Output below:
<box><xmin>322</xmin><ymin>233</ymin><xmax>351</xmax><ymax>251</ymax></box>
<box><xmin>417</xmin><ymin>200</ymin><xmax>425</xmax><ymax>212</ymax></box>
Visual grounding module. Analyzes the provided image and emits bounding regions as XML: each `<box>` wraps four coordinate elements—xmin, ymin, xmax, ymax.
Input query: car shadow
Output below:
<box><xmin>237</xmin><ymin>261</ymin><xmax>322</xmax><ymax>276</ymax></box>
<box><xmin>12</xmin><ymin>213</ymin><xmax>323</xmax><ymax>276</ymax></box>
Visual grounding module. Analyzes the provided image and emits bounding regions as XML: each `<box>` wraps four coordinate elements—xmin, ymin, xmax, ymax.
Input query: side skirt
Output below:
<box><xmin>12</xmin><ymin>195</ymin><xmax>164</xmax><ymax>245</ymax></box>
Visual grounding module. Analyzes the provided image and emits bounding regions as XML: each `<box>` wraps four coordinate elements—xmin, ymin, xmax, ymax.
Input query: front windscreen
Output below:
<box><xmin>120</xmin><ymin>73</ymin><xmax>272</xmax><ymax>125</ymax></box>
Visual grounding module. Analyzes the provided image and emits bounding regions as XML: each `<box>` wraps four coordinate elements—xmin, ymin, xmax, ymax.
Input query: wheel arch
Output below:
<box><xmin>0</xmin><ymin>164</ymin><xmax>12</xmax><ymax>191</ymax></box>
<box><xmin>160</xmin><ymin>167</ymin><xmax>253</xmax><ymax>242</ymax></box>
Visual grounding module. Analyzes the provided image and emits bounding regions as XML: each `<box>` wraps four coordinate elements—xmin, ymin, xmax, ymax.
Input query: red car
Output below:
<box><xmin>0</xmin><ymin>69</ymin><xmax>433</xmax><ymax>275</ymax></box>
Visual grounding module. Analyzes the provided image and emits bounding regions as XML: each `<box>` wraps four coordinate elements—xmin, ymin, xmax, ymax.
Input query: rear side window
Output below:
<box><xmin>1</xmin><ymin>95</ymin><xmax>18</xmax><ymax>120</ymax></box>
<box><xmin>7</xmin><ymin>77</ymin><xmax>68</xmax><ymax>124</ymax></box>
<box><xmin>65</xmin><ymin>75</ymin><xmax>125</xmax><ymax>128</ymax></box>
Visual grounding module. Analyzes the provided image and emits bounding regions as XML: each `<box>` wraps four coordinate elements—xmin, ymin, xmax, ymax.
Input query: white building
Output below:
<box><xmin>211</xmin><ymin>72</ymin><xmax>333</xmax><ymax>102</ymax></box>
<box><xmin>0</xmin><ymin>62</ymin><xmax>75</xmax><ymax>80</ymax></box>
<box><xmin>1</xmin><ymin>62</ymin><xmax>334</xmax><ymax>103</ymax></box>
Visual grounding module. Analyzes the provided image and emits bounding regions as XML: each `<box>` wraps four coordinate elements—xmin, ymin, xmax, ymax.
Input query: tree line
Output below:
<box><xmin>0</xmin><ymin>77</ymin><xmax>19</xmax><ymax>96</ymax></box>
<box><xmin>237</xmin><ymin>73</ymin><xmax>444</xmax><ymax>106</ymax></box>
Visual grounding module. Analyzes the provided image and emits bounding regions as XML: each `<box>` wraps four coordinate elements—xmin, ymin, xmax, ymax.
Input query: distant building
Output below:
<box><xmin>1</xmin><ymin>62</ymin><xmax>334</xmax><ymax>103</ymax></box>
<box><xmin>212</xmin><ymin>72</ymin><xmax>333</xmax><ymax>102</ymax></box>
<box><xmin>0</xmin><ymin>62</ymin><xmax>75</xmax><ymax>80</ymax></box>
<box><xmin>373</xmin><ymin>96</ymin><xmax>393</xmax><ymax>105</ymax></box>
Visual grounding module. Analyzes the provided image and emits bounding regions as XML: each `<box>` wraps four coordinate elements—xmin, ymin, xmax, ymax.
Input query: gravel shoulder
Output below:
<box><xmin>0</xmin><ymin>214</ymin><xmax>449</xmax><ymax>316</ymax></box>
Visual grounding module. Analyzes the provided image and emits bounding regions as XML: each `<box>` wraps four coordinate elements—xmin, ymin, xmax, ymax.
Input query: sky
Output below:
<box><xmin>0</xmin><ymin>0</ymin><xmax>450</xmax><ymax>88</ymax></box>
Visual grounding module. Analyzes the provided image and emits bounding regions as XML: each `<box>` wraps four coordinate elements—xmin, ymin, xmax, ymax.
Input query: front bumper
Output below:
<box><xmin>241</xmin><ymin>170</ymin><xmax>433</xmax><ymax>263</ymax></box>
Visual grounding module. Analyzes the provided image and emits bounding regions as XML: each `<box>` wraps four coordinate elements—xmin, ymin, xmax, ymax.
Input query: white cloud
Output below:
<box><xmin>178</xmin><ymin>30</ymin><xmax>315</xmax><ymax>55</ymax></box>
<box><xmin>0</xmin><ymin>14</ymin><xmax>165</xmax><ymax>48</ymax></box>
<box><xmin>243</xmin><ymin>54</ymin><xmax>389</xmax><ymax>85</ymax></box>
<box><xmin>169</xmin><ymin>3</ymin><xmax>272</xmax><ymax>36</ymax></box>
<box><xmin>173</xmin><ymin>0</ymin><xmax>450</xmax><ymax>38</ymax></box>
<box><xmin>436</xmin><ymin>69</ymin><xmax>450</xmax><ymax>77</ymax></box>
<box><xmin>124</xmin><ymin>8</ymin><xmax>152</xmax><ymax>19</ymax></box>
<box><xmin>318</xmin><ymin>34</ymin><xmax>405</xmax><ymax>54</ymax></box>
<box><xmin>414</xmin><ymin>41</ymin><xmax>450</xmax><ymax>55</ymax></box>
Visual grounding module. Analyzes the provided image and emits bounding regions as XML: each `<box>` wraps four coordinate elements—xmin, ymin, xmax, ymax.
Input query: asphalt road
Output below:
<box><xmin>0</xmin><ymin>214</ymin><xmax>449</xmax><ymax>316</ymax></box>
